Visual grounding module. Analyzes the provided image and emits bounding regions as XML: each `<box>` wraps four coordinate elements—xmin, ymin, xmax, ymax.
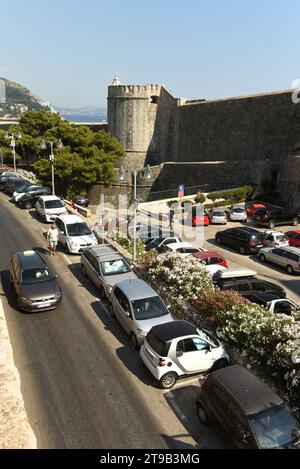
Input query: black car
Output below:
<box><xmin>4</xmin><ymin>178</ymin><xmax>28</xmax><ymax>196</ymax></box>
<box><xmin>254</xmin><ymin>208</ymin><xmax>299</xmax><ymax>229</ymax></box>
<box><xmin>196</xmin><ymin>365</ymin><xmax>300</xmax><ymax>449</ymax></box>
<box><xmin>212</xmin><ymin>268</ymin><xmax>286</xmax><ymax>298</ymax></box>
<box><xmin>10</xmin><ymin>250</ymin><xmax>62</xmax><ymax>312</ymax></box>
<box><xmin>0</xmin><ymin>173</ymin><xmax>19</xmax><ymax>190</ymax></box>
<box><xmin>17</xmin><ymin>187</ymin><xmax>52</xmax><ymax>209</ymax></box>
<box><xmin>215</xmin><ymin>227</ymin><xmax>264</xmax><ymax>254</ymax></box>
<box><xmin>71</xmin><ymin>195</ymin><xmax>89</xmax><ymax>207</ymax></box>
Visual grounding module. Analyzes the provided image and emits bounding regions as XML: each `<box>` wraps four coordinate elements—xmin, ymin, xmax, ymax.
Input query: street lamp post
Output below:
<box><xmin>118</xmin><ymin>164</ymin><xmax>152</xmax><ymax>262</ymax></box>
<box><xmin>5</xmin><ymin>132</ymin><xmax>22</xmax><ymax>173</ymax></box>
<box><xmin>40</xmin><ymin>139</ymin><xmax>63</xmax><ymax>195</ymax></box>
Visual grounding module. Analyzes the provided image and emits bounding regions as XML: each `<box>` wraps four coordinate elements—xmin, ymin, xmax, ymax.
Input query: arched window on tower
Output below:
<box><xmin>150</xmin><ymin>95</ymin><xmax>159</xmax><ymax>104</ymax></box>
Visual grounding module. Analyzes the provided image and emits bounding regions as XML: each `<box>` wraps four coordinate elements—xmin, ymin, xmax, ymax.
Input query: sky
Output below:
<box><xmin>1</xmin><ymin>0</ymin><xmax>300</xmax><ymax>108</ymax></box>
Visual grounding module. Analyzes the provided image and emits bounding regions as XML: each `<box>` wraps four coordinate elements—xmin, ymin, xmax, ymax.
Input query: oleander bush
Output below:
<box><xmin>148</xmin><ymin>253</ymin><xmax>214</xmax><ymax>302</ymax></box>
<box><xmin>194</xmin><ymin>289</ymin><xmax>249</xmax><ymax>325</ymax></box>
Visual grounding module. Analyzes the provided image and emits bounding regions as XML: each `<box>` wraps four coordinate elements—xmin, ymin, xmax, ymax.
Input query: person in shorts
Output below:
<box><xmin>47</xmin><ymin>224</ymin><xmax>59</xmax><ymax>255</ymax></box>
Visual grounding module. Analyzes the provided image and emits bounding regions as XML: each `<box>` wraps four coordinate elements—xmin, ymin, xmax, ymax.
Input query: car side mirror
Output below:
<box><xmin>176</xmin><ymin>350</ymin><xmax>184</xmax><ymax>357</ymax></box>
<box><xmin>130</xmin><ymin>264</ymin><xmax>135</xmax><ymax>269</ymax></box>
<box><xmin>126</xmin><ymin>311</ymin><xmax>131</xmax><ymax>318</ymax></box>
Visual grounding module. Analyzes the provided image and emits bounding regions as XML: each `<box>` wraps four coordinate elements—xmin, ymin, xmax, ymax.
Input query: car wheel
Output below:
<box><xmin>211</xmin><ymin>358</ymin><xmax>229</xmax><ymax>372</ymax></box>
<box><xmin>197</xmin><ymin>404</ymin><xmax>209</xmax><ymax>425</ymax></box>
<box><xmin>239</xmin><ymin>246</ymin><xmax>246</xmax><ymax>255</ymax></box>
<box><xmin>81</xmin><ymin>264</ymin><xmax>87</xmax><ymax>277</ymax></box>
<box><xmin>108</xmin><ymin>302</ymin><xmax>115</xmax><ymax>318</ymax></box>
<box><xmin>292</xmin><ymin>217</ymin><xmax>299</xmax><ymax>226</ymax></box>
<box><xmin>100</xmin><ymin>286</ymin><xmax>106</xmax><ymax>299</ymax></box>
<box><xmin>287</xmin><ymin>265</ymin><xmax>294</xmax><ymax>275</ymax></box>
<box><xmin>260</xmin><ymin>253</ymin><xmax>266</xmax><ymax>263</ymax></box>
<box><xmin>131</xmin><ymin>333</ymin><xmax>139</xmax><ymax>349</ymax></box>
<box><xmin>17</xmin><ymin>297</ymin><xmax>23</xmax><ymax>311</ymax></box>
<box><xmin>65</xmin><ymin>243</ymin><xmax>71</xmax><ymax>254</ymax></box>
<box><xmin>159</xmin><ymin>372</ymin><xmax>177</xmax><ymax>389</ymax></box>
<box><xmin>24</xmin><ymin>201</ymin><xmax>32</xmax><ymax>210</ymax></box>
<box><xmin>268</xmin><ymin>220</ymin><xmax>276</xmax><ymax>229</ymax></box>
<box><xmin>216</xmin><ymin>236</ymin><xmax>221</xmax><ymax>245</ymax></box>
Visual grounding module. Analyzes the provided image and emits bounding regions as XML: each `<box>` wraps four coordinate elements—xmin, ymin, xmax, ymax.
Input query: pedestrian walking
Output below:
<box><xmin>169</xmin><ymin>208</ymin><xmax>175</xmax><ymax>230</ymax></box>
<box><xmin>47</xmin><ymin>224</ymin><xmax>59</xmax><ymax>256</ymax></box>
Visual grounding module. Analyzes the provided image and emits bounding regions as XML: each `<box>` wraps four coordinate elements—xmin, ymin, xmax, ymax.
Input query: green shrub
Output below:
<box><xmin>194</xmin><ymin>194</ymin><xmax>206</xmax><ymax>204</ymax></box>
<box><xmin>207</xmin><ymin>185</ymin><xmax>253</xmax><ymax>203</ymax></box>
<box><xmin>181</xmin><ymin>199</ymin><xmax>194</xmax><ymax>207</ymax></box>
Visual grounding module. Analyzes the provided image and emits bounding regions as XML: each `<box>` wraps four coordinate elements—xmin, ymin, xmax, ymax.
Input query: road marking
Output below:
<box><xmin>163</xmin><ymin>390</ymin><xmax>188</xmax><ymax>422</ymax></box>
<box><xmin>62</xmin><ymin>254</ymin><xmax>72</xmax><ymax>265</ymax></box>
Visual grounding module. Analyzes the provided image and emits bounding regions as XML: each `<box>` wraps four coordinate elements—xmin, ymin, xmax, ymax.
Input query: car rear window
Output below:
<box><xmin>250</xmin><ymin>233</ymin><xmax>264</xmax><ymax>243</ymax></box>
<box><xmin>146</xmin><ymin>331</ymin><xmax>170</xmax><ymax>357</ymax></box>
<box><xmin>233</xmin><ymin>208</ymin><xmax>245</xmax><ymax>213</ymax></box>
<box><xmin>213</xmin><ymin>211</ymin><xmax>225</xmax><ymax>217</ymax></box>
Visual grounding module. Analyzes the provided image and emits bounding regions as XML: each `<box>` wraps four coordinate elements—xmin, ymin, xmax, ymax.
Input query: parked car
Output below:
<box><xmin>4</xmin><ymin>177</ymin><xmax>27</xmax><ymax>196</ymax></box>
<box><xmin>196</xmin><ymin>365</ymin><xmax>300</xmax><ymax>449</ymax></box>
<box><xmin>71</xmin><ymin>195</ymin><xmax>89</xmax><ymax>207</ymax></box>
<box><xmin>246</xmin><ymin>291</ymin><xmax>300</xmax><ymax>318</ymax></box>
<box><xmin>17</xmin><ymin>187</ymin><xmax>52</xmax><ymax>209</ymax></box>
<box><xmin>254</xmin><ymin>208</ymin><xmax>299</xmax><ymax>229</ymax></box>
<box><xmin>35</xmin><ymin>195</ymin><xmax>68</xmax><ymax>222</ymax></box>
<box><xmin>285</xmin><ymin>230</ymin><xmax>300</xmax><ymax>248</ymax></box>
<box><xmin>262</xmin><ymin>230</ymin><xmax>289</xmax><ymax>248</ymax></box>
<box><xmin>245</xmin><ymin>202</ymin><xmax>266</xmax><ymax>218</ymax></box>
<box><xmin>161</xmin><ymin>242</ymin><xmax>205</xmax><ymax>256</ymax></box>
<box><xmin>12</xmin><ymin>184</ymin><xmax>42</xmax><ymax>203</ymax></box>
<box><xmin>109</xmin><ymin>279</ymin><xmax>173</xmax><ymax>348</ymax></box>
<box><xmin>10</xmin><ymin>250</ymin><xmax>62</xmax><ymax>312</ymax></box>
<box><xmin>140</xmin><ymin>320</ymin><xmax>229</xmax><ymax>389</ymax></box>
<box><xmin>212</xmin><ymin>268</ymin><xmax>286</xmax><ymax>298</ymax></box>
<box><xmin>228</xmin><ymin>204</ymin><xmax>248</xmax><ymax>222</ymax></box>
<box><xmin>258</xmin><ymin>246</ymin><xmax>300</xmax><ymax>275</ymax></box>
<box><xmin>208</xmin><ymin>208</ymin><xmax>227</xmax><ymax>225</ymax></box>
<box><xmin>0</xmin><ymin>174</ymin><xmax>20</xmax><ymax>190</ymax></box>
<box><xmin>145</xmin><ymin>236</ymin><xmax>182</xmax><ymax>252</ymax></box>
<box><xmin>191</xmin><ymin>206</ymin><xmax>209</xmax><ymax>227</ymax></box>
<box><xmin>55</xmin><ymin>214</ymin><xmax>98</xmax><ymax>254</ymax></box>
<box><xmin>215</xmin><ymin>227</ymin><xmax>264</xmax><ymax>254</ymax></box>
<box><xmin>81</xmin><ymin>245</ymin><xmax>137</xmax><ymax>299</ymax></box>
<box><xmin>193</xmin><ymin>250</ymin><xmax>228</xmax><ymax>268</ymax></box>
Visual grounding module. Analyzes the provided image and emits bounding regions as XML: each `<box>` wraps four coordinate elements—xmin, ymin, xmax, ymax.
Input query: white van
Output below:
<box><xmin>55</xmin><ymin>214</ymin><xmax>98</xmax><ymax>254</ymax></box>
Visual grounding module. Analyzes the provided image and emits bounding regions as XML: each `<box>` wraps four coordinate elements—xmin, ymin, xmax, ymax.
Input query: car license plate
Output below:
<box><xmin>37</xmin><ymin>302</ymin><xmax>51</xmax><ymax>308</ymax></box>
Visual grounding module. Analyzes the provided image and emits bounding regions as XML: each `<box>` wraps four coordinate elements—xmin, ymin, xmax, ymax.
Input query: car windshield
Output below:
<box><xmin>67</xmin><ymin>222</ymin><xmax>92</xmax><ymax>236</ymax></box>
<box><xmin>150</xmin><ymin>238</ymin><xmax>165</xmax><ymax>248</ymax></box>
<box><xmin>276</xmin><ymin>235</ymin><xmax>288</xmax><ymax>242</ymax></box>
<box><xmin>233</xmin><ymin>208</ymin><xmax>245</xmax><ymax>213</ymax></box>
<box><xmin>249</xmin><ymin>405</ymin><xmax>300</xmax><ymax>449</ymax></box>
<box><xmin>18</xmin><ymin>185</ymin><xmax>39</xmax><ymax>193</ymax></box>
<box><xmin>16</xmin><ymin>184</ymin><xmax>28</xmax><ymax>194</ymax></box>
<box><xmin>101</xmin><ymin>259</ymin><xmax>131</xmax><ymax>276</ymax></box>
<box><xmin>45</xmin><ymin>200</ymin><xmax>64</xmax><ymax>209</ymax></box>
<box><xmin>250</xmin><ymin>233</ymin><xmax>264</xmax><ymax>242</ymax></box>
<box><xmin>213</xmin><ymin>211</ymin><xmax>225</xmax><ymax>217</ymax></box>
<box><xmin>21</xmin><ymin>267</ymin><xmax>55</xmax><ymax>284</ymax></box>
<box><xmin>192</xmin><ymin>207</ymin><xmax>206</xmax><ymax>216</ymax></box>
<box><xmin>196</xmin><ymin>328</ymin><xmax>219</xmax><ymax>347</ymax></box>
<box><xmin>131</xmin><ymin>296</ymin><xmax>169</xmax><ymax>320</ymax></box>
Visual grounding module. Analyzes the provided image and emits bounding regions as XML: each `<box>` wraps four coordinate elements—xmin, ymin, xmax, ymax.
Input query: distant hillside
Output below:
<box><xmin>0</xmin><ymin>77</ymin><xmax>51</xmax><ymax>118</ymax></box>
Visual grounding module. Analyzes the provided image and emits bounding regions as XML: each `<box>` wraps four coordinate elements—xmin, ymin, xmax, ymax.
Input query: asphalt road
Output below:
<box><xmin>0</xmin><ymin>194</ymin><xmax>208</xmax><ymax>449</ymax></box>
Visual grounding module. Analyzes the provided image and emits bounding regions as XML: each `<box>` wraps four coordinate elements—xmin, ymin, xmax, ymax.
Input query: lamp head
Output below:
<box><xmin>40</xmin><ymin>140</ymin><xmax>47</xmax><ymax>150</ymax></box>
<box><xmin>57</xmin><ymin>139</ymin><xmax>63</xmax><ymax>149</ymax></box>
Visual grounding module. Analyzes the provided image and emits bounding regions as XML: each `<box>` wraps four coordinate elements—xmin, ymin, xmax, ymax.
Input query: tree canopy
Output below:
<box><xmin>0</xmin><ymin>110</ymin><xmax>124</xmax><ymax>197</ymax></box>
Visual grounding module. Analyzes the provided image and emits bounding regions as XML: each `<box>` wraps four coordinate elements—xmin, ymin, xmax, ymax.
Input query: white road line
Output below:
<box><xmin>163</xmin><ymin>391</ymin><xmax>188</xmax><ymax>422</ymax></box>
<box><xmin>62</xmin><ymin>254</ymin><xmax>72</xmax><ymax>265</ymax></box>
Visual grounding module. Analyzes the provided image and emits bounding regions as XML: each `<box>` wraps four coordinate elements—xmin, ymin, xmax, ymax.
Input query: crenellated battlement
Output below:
<box><xmin>108</xmin><ymin>83</ymin><xmax>162</xmax><ymax>99</ymax></box>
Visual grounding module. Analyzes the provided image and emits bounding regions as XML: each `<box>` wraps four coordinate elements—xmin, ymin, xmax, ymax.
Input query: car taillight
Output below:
<box><xmin>248</xmin><ymin>242</ymin><xmax>256</xmax><ymax>246</ymax></box>
<box><xmin>260</xmin><ymin>215</ymin><xmax>268</xmax><ymax>220</ymax></box>
<box><xmin>159</xmin><ymin>358</ymin><xmax>166</xmax><ymax>367</ymax></box>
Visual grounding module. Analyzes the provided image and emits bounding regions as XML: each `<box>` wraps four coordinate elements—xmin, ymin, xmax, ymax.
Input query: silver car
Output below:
<box><xmin>209</xmin><ymin>208</ymin><xmax>227</xmax><ymax>224</ymax></box>
<box><xmin>259</xmin><ymin>246</ymin><xmax>300</xmax><ymax>275</ymax></box>
<box><xmin>228</xmin><ymin>205</ymin><xmax>247</xmax><ymax>222</ymax></box>
<box><xmin>81</xmin><ymin>245</ymin><xmax>137</xmax><ymax>298</ymax></box>
<box><xmin>109</xmin><ymin>279</ymin><xmax>173</xmax><ymax>348</ymax></box>
<box><xmin>262</xmin><ymin>230</ymin><xmax>289</xmax><ymax>248</ymax></box>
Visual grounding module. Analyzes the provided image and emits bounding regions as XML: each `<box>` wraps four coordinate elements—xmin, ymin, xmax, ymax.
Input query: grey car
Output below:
<box><xmin>258</xmin><ymin>246</ymin><xmax>300</xmax><ymax>275</ymax></box>
<box><xmin>228</xmin><ymin>205</ymin><xmax>248</xmax><ymax>222</ymax></box>
<box><xmin>81</xmin><ymin>244</ymin><xmax>137</xmax><ymax>298</ymax></box>
<box><xmin>10</xmin><ymin>250</ymin><xmax>62</xmax><ymax>312</ymax></box>
<box><xmin>208</xmin><ymin>208</ymin><xmax>227</xmax><ymax>224</ymax></box>
<box><xmin>109</xmin><ymin>279</ymin><xmax>174</xmax><ymax>348</ymax></box>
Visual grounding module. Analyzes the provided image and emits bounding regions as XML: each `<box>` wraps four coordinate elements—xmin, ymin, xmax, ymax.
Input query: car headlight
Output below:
<box><xmin>71</xmin><ymin>241</ymin><xmax>79</xmax><ymax>246</ymax></box>
<box><xmin>21</xmin><ymin>296</ymin><xmax>31</xmax><ymax>303</ymax></box>
<box><xmin>137</xmin><ymin>328</ymin><xmax>147</xmax><ymax>337</ymax></box>
<box><xmin>55</xmin><ymin>289</ymin><xmax>62</xmax><ymax>299</ymax></box>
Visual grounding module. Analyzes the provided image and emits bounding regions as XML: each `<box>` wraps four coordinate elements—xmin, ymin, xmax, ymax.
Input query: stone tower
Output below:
<box><xmin>108</xmin><ymin>77</ymin><xmax>162</xmax><ymax>169</ymax></box>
